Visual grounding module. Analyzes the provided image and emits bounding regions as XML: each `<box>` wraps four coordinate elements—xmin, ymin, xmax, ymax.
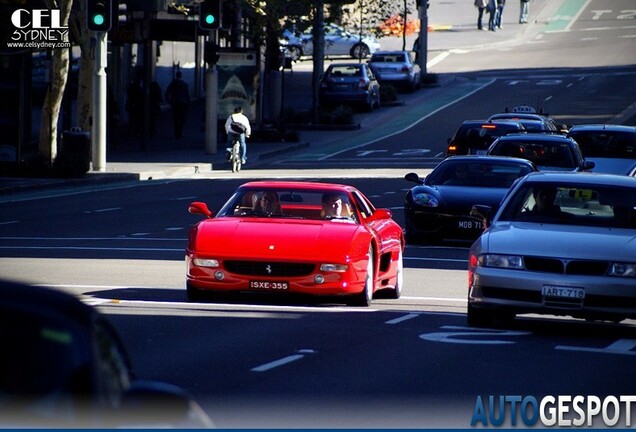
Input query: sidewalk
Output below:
<box><xmin>0</xmin><ymin>0</ymin><xmax>551</xmax><ymax>196</ymax></box>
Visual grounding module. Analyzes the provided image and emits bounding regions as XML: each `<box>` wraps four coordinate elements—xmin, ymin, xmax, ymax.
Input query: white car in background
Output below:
<box><xmin>282</xmin><ymin>23</ymin><xmax>381</xmax><ymax>60</ymax></box>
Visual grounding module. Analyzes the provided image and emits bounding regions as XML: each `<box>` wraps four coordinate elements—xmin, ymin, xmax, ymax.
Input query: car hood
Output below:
<box><xmin>417</xmin><ymin>185</ymin><xmax>509</xmax><ymax>213</ymax></box>
<box><xmin>589</xmin><ymin>157</ymin><xmax>636</xmax><ymax>175</ymax></box>
<box><xmin>192</xmin><ymin>218</ymin><xmax>367</xmax><ymax>261</ymax></box>
<box><xmin>481</xmin><ymin>222</ymin><xmax>636</xmax><ymax>260</ymax></box>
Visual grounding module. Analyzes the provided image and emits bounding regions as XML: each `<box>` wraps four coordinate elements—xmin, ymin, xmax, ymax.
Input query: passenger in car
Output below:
<box><xmin>320</xmin><ymin>193</ymin><xmax>352</xmax><ymax>219</ymax></box>
<box><xmin>254</xmin><ymin>191</ymin><xmax>282</xmax><ymax>215</ymax></box>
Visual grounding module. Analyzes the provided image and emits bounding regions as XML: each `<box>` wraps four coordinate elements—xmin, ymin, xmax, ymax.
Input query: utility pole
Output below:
<box><xmin>92</xmin><ymin>31</ymin><xmax>107</xmax><ymax>171</ymax></box>
<box><xmin>417</xmin><ymin>0</ymin><xmax>428</xmax><ymax>76</ymax></box>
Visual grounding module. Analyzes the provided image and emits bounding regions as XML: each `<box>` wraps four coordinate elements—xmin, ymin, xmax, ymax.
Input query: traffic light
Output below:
<box><xmin>199</xmin><ymin>0</ymin><xmax>221</xmax><ymax>30</ymax></box>
<box><xmin>86</xmin><ymin>0</ymin><xmax>113</xmax><ymax>31</ymax></box>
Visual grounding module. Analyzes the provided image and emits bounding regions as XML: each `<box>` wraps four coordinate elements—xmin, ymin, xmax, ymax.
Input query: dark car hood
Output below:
<box><xmin>430</xmin><ymin>185</ymin><xmax>510</xmax><ymax>212</ymax></box>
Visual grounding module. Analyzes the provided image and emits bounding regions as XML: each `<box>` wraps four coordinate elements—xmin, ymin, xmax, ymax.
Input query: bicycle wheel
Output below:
<box><xmin>231</xmin><ymin>141</ymin><xmax>241</xmax><ymax>173</ymax></box>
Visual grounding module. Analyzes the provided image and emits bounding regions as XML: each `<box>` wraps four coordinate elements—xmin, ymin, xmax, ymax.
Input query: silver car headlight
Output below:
<box><xmin>192</xmin><ymin>258</ymin><xmax>220</xmax><ymax>267</ymax></box>
<box><xmin>608</xmin><ymin>263</ymin><xmax>636</xmax><ymax>278</ymax></box>
<box><xmin>479</xmin><ymin>254</ymin><xmax>524</xmax><ymax>270</ymax></box>
<box><xmin>413</xmin><ymin>193</ymin><xmax>439</xmax><ymax>207</ymax></box>
<box><xmin>320</xmin><ymin>264</ymin><xmax>349</xmax><ymax>272</ymax></box>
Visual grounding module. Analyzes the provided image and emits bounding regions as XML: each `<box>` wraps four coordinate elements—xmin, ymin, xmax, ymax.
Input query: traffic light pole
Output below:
<box><xmin>91</xmin><ymin>31</ymin><xmax>107</xmax><ymax>171</ymax></box>
<box><xmin>205</xmin><ymin>64</ymin><xmax>218</xmax><ymax>155</ymax></box>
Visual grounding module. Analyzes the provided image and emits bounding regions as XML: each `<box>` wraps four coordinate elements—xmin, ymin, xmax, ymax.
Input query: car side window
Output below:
<box><xmin>351</xmin><ymin>191</ymin><xmax>374</xmax><ymax>219</ymax></box>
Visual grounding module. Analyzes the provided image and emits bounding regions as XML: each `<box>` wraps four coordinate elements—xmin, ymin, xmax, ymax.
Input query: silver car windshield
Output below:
<box><xmin>500</xmin><ymin>183</ymin><xmax>636</xmax><ymax>228</ymax></box>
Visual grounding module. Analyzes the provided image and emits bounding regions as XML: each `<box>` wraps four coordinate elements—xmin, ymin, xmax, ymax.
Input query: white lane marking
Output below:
<box><xmin>556</xmin><ymin>339</ymin><xmax>636</xmax><ymax>356</ymax></box>
<box><xmin>0</xmin><ymin>221</ymin><xmax>20</xmax><ymax>225</ymax></box>
<box><xmin>385</xmin><ymin>313</ymin><xmax>420</xmax><ymax>324</ymax></box>
<box><xmin>84</xmin><ymin>207</ymin><xmax>122</xmax><ymax>214</ymax></box>
<box><xmin>405</xmin><ymin>257</ymin><xmax>468</xmax><ymax>263</ymax></box>
<box><xmin>400</xmin><ymin>296</ymin><xmax>465</xmax><ymax>303</ymax></box>
<box><xmin>165</xmin><ymin>227</ymin><xmax>185</xmax><ymax>231</ymax></box>
<box><xmin>251</xmin><ymin>349</ymin><xmax>317</xmax><ymax>372</ymax></box>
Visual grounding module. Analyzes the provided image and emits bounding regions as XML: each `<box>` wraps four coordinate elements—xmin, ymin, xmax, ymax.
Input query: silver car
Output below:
<box><xmin>368</xmin><ymin>50</ymin><xmax>421</xmax><ymax>92</ymax></box>
<box><xmin>467</xmin><ymin>172</ymin><xmax>636</xmax><ymax>327</ymax></box>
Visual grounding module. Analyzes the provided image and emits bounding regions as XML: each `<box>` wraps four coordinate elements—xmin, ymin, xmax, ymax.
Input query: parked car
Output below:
<box><xmin>446</xmin><ymin>119</ymin><xmax>526</xmax><ymax>156</ymax></box>
<box><xmin>319</xmin><ymin>63</ymin><xmax>381</xmax><ymax>112</ymax></box>
<box><xmin>186</xmin><ymin>181</ymin><xmax>404</xmax><ymax>306</ymax></box>
<box><xmin>281</xmin><ymin>23</ymin><xmax>381</xmax><ymax>59</ymax></box>
<box><xmin>467</xmin><ymin>172</ymin><xmax>636</xmax><ymax>327</ymax></box>
<box><xmin>486</xmin><ymin>133</ymin><xmax>595</xmax><ymax>172</ymax></box>
<box><xmin>567</xmin><ymin>124</ymin><xmax>636</xmax><ymax>175</ymax></box>
<box><xmin>403</xmin><ymin>156</ymin><xmax>538</xmax><ymax>244</ymax></box>
<box><xmin>0</xmin><ymin>279</ymin><xmax>214</xmax><ymax>428</ymax></box>
<box><xmin>368</xmin><ymin>50</ymin><xmax>421</xmax><ymax>92</ymax></box>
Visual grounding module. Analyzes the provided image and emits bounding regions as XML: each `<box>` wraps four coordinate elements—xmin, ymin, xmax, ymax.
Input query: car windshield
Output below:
<box><xmin>370</xmin><ymin>53</ymin><xmax>406</xmax><ymax>63</ymax></box>
<box><xmin>492</xmin><ymin>140</ymin><xmax>575</xmax><ymax>168</ymax></box>
<box><xmin>217</xmin><ymin>188</ymin><xmax>359</xmax><ymax>222</ymax></box>
<box><xmin>499</xmin><ymin>183</ymin><xmax>636</xmax><ymax>228</ymax></box>
<box><xmin>427</xmin><ymin>161</ymin><xmax>534</xmax><ymax>188</ymax></box>
<box><xmin>327</xmin><ymin>65</ymin><xmax>362</xmax><ymax>77</ymax></box>
<box><xmin>569</xmin><ymin>131</ymin><xmax>636</xmax><ymax>158</ymax></box>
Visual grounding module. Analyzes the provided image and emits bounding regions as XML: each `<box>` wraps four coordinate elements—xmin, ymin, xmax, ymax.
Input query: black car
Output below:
<box><xmin>319</xmin><ymin>63</ymin><xmax>381</xmax><ymax>112</ymax></box>
<box><xmin>487</xmin><ymin>133</ymin><xmax>595</xmax><ymax>172</ymax></box>
<box><xmin>0</xmin><ymin>279</ymin><xmax>213</xmax><ymax>428</ymax></box>
<box><xmin>446</xmin><ymin>120</ymin><xmax>526</xmax><ymax>157</ymax></box>
<box><xmin>403</xmin><ymin>156</ymin><xmax>538</xmax><ymax>244</ymax></box>
<box><xmin>567</xmin><ymin>124</ymin><xmax>636</xmax><ymax>175</ymax></box>
<box><xmin>488</xmin><ymin>105</ymin><xmax>568</xmax><ymax>132</ymax></box>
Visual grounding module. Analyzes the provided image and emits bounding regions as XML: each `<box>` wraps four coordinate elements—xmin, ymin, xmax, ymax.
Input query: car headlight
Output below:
<box><xmin>320</xmin><ymin>264</ymin><xmax>349</xmax><ymax>272</ymax></box>
<box><xmin>609</xmin><ymin>262</ymin><xmax>636</xmax><ymax>278</ymax></box>
<box><xmin>412</xmin><ymin>193</ymin><xmax>439</xmax><ymax>207</ymax></box>
<box><xmin>192</xmin><ymin>258</ymin><xmax>220</xmax><ymax>267</ymax></box>
<box><xmin>479</xmin><ymin>254</ymin><xmax>524</xmax><ymax>269</ymax></box>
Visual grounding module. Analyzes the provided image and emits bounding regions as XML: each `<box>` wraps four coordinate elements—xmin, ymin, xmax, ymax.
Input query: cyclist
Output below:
<box><xmin>224</xmin><ymin>106</ymin><xmax>251</xmax><ymax>164</ymax></box>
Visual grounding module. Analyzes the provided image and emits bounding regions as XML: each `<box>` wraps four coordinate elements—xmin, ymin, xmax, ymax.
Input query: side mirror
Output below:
<box><xmin>368</xmin><ymin>208</ymin><xmax>392</xmax><ymax>222</ymax></box>
<box><xmin>582</xmin><ymin>160</ymin><xmax>595</xmax><ymax>171</ymax></box>
<box><xmin>470</xmin><ymin>205</ymin><xmax>492</xmax><ymax>228</ymax></box>
<box><xmin>188</xmin><ymin>202</ymin><xmax>213</xmax><ymax>218</ymax></box>
<box><xmin>119</xmin><ymin>381</ymin><xmax>214</xmax><ymax>428</ymax></box>
<box><xmin>404</xmin><ymin>172</ymin><xmax>424</xmax><ymax>185</ymax></box>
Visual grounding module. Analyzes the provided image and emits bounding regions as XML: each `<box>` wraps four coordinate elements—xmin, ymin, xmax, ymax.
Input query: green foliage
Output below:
<box><xmin>380</xmin><ymin>84</ymin><xmax>398</xmax><ymax>103</ymax></box>
<box><xmin>319</xmin><ymin>105</ymin><xmax>354</xmax><ymax>125</ymax></box>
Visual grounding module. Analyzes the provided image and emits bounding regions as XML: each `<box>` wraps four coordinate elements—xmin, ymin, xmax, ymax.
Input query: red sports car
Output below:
<box><xmin>186</xmin><ymin>181</ymin><xmax>404</xmax><ymax>306</ymax></box>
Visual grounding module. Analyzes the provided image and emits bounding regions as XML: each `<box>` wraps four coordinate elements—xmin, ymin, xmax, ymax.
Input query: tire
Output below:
<box><xmin>466</xmin><ymin>303</ymin><xmax>493</xmax><ymax>327</ymax></box>
<box><xmin>386</xmin><ymin>248</ymin><xmax>403</xmax><ymax>299</ymax></box>
<box><xmin>347</xmin><ymin>246</ymin><xmax>374</xmax><ymax>306</ymax></box>
<box><xmin>186</xmin><ymin>281</ymin><xmax>206</xmax><ymax>302</ymax></box>
<box><xmin>231</xmin><ymin>141</ymin><xmax>241</xmax><ymax>173</ymax></box>
<box><xmin>351</xmin><ymin>43</ymin><xmax>370</xmax><ymax>59</ymax></box>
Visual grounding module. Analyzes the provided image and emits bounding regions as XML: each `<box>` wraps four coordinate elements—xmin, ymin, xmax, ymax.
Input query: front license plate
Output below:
<box><xmin>458</xmin><ymin>219</ymin><xmax>482</xmax><ymax>230</ymax></box>
<box><xmin>249</xmin><ymin>281</ymin><xmax>289</xmax><ymax>290</ymax></box>
<box><xmin>542</xmin><ymin>285</ymin><xmax>585</xmax><ymax>299</ymax></box>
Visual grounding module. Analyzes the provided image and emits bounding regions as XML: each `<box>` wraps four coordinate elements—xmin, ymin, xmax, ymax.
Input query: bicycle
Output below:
<box><xmin>228</xmin><ymin>138</ymin><xmax>242</xmax><ymax>173</ymax></box>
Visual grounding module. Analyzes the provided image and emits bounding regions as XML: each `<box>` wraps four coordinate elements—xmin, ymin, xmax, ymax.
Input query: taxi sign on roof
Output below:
<box><xmin>511</xmin><ymin>105</ymin><xmax>537</xmax><ymax>113</ymax></box>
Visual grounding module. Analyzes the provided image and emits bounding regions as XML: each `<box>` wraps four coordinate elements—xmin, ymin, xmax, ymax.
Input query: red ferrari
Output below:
<box><xmin>186</xmin><ymin>181</ymin><xmax>404</xmax><ymax>306</ymax></box>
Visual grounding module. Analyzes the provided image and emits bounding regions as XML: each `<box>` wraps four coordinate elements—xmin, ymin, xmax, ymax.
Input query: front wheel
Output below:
<box><xmin>347</xmin><ymin>246</ymin><xmax>374</xmax><ymax>306</ymax></box>
<box><xmin>351</xmin><ymin>43</ymin><xmax>370</xmax><ymax>59</ymax></box>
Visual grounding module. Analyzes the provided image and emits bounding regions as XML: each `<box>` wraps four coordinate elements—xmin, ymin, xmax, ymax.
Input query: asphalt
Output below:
<box><xmin>0</xmin><ymin>0</ymin><xmax>553</xmax><ymax>195</ymax></box>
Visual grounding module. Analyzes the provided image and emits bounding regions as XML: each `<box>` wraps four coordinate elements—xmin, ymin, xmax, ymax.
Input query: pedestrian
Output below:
<box><xmin>474</xmin><ymin>0</ymin><xmax>488</xmax><ymax>30</ymax></box>
<box><xmin>519</xmin><ymin>0</ymin><xmax>529</xmax><ymax>23</ymax></box>
<box><xmin>125</xmin><ymin>73</ymin><xmax>143</xmax><ymax>139</ymax></box>
<box><xmin>149</xmin><ymin>81</ymin><xmax>162</xmax><ymax>139</ymax></box>
<box><xmin>495</xmin><ymin>0</ymin><xmax>505</xmax><ymax>29</ymax></box>
<box><xmin>487</xmin><ymin>0</ymin><xmax>497</xmax><ymax>31</ymax></box>
<box><xmin>224</xmin><ymin>106</ymin><xmax>251</xmax><ymax>164</ymax></box>
<box><xmin>164</xmin><ymin>71</ymin><xmax>190</xmax><ymax>139</ymax></box>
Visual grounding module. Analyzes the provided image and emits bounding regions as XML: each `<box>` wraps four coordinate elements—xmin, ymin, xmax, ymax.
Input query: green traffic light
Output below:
<box><xmin>205</xmin><ymin>14</ymin><xmax>215</xmax><ymax>25</ymax></box>
<box><xmin>93</xmin><ymin>14</ymin><xmax>105</xmax><ymax>25</ymax></box>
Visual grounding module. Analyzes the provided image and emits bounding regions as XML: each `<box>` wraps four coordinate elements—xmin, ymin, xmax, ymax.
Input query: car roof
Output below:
<box><xmin>520</xmin><ymin>171</ymin><xmax>636</xmax><ymax>187</ymax></box>
<box><xmin>371</xmin><ymin>50</ymin><xmax>409</xmax><ymax>55</ymax></box>
<box><xmin>0</xmin><ymin>278</ymin><xmax>96</xmax><ymax>327</ymax></box>
<box><xmin>441</xmin><ymin>155</ymin><xmax>535</xmax><ymax>165</ymax></box>
<box><xmin>496</xmin><ymin>133</ymin><xmax>574</xmax><ymax>142</ymax></box>
<box><xmin>240</xmin><ymin>180</ymin><xmax>357</xmax><ymax>192</ymax></box>
<box><xmin>568</xmin><ymin>124</ymin><xmax>636</xmax><ymax>133</ymax></box>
